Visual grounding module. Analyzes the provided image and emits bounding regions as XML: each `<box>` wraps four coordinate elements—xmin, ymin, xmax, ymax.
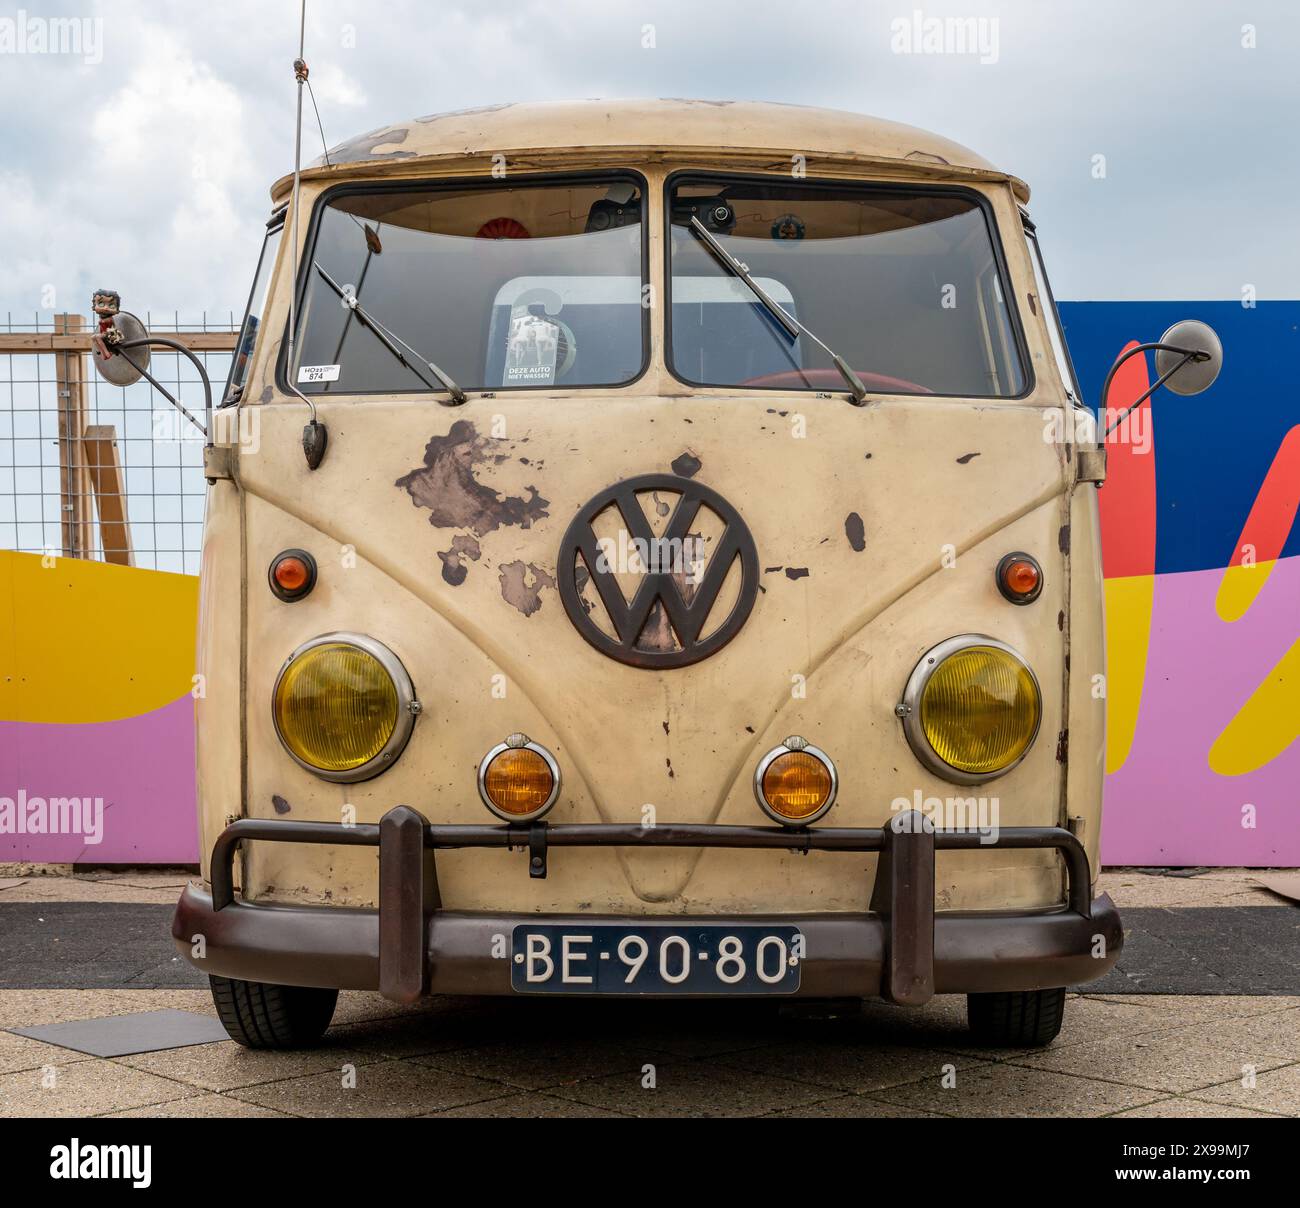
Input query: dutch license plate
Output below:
<box><xmin>510</xmin><ymin>924</ymin><xmax>803</xmax><ymax>994</ymax></box>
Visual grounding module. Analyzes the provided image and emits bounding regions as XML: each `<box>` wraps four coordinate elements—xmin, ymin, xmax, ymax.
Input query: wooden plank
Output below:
<box><xmin>0</xmin><ymin>330</ymin><xmax>237</xmax><ymax>353</ymax></box>
<box><xmin>54</xmin><ymin>314</ymin><xmax>77</xmax><ymax>557</ymax></box>
<box><xmin>82</xmin><ymin>424</ymin><xmax>134</xmax><ymax>567</ymax></box>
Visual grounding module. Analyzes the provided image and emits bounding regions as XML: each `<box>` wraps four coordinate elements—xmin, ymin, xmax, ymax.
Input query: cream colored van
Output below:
<box><xmin>120</xmin><ymin>101</ymin><xmax>1218</xmax><ymax>1048</ymax></box>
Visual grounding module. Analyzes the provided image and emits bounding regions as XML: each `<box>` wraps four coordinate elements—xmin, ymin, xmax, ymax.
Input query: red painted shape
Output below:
<box><xmin>1229</xmin><ymin>425</ymin><xmax>1300</xmax><ymax>567</ymax></box>
<box><xmin>1098</xmin><ymin>341</ymin><xmax>1157</xmax><ymax>580</ymax></box>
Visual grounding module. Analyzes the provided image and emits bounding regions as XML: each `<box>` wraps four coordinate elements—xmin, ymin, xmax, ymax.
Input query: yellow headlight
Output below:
<box><xmin>273</xmin><ymin>639</ymin><xmax>409</xmax><ymax>779</ymax></box>
<box><xmin>918</xmin><ymin>643</ymin><xmax>1040</xmax><ymax>777</ymax></box>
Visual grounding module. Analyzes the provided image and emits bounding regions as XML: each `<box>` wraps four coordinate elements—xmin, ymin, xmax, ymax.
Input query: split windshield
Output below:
<box><xmin>290</xmin><ymin>176</ymin><xmax>646</xmax><ymax>394</ymax></box>
<box><xmin>667</xmin><ymin>176</ymin><xmax>1027</xmax><ymax>397</ymax></box>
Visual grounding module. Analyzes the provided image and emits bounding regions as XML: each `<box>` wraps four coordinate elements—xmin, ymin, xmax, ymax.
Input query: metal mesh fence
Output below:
<box><xmin>0</xmin><ymin>311</ymin><xmax>237</xmax><ymax>575</ymax></box>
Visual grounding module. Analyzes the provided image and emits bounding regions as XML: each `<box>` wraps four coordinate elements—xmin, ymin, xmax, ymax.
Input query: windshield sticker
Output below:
<box><xmin>297</xmin><ymin>363</ymin><xmax>341</xmax><ymax>384</ymax></box>
<box><xmin>503</xmin><ymin>312</ymin><xmax>560</xmax><ymax>386</ymax></box>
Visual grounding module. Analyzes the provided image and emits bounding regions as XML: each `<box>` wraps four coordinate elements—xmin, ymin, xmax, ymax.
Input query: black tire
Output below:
<box><xmin>966</xmin><ymin>988</ymin><xmax>1066</xmax><ymax>1047</ymax></box>
<box><xmin>209</xmin><ymin>974</ymin><xmax>338</xmax><ymax>1050</ymax></box>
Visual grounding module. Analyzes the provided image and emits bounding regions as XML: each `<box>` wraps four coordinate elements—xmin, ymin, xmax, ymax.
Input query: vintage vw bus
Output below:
<box><xmin>146</xmin><ymin>101</ymin><xmax>1217</xmax><ymax>1049</ymax></box>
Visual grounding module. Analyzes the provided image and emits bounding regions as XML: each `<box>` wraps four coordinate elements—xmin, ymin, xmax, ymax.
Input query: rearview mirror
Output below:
<box><xmin>1155</xmin><ymin>319</ymin><xmax>1223</xmax><ymax>396</ymax></box>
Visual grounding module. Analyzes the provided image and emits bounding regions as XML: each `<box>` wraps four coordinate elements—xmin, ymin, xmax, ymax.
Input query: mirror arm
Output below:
<box><xmin>117</xmin><ymin>336</ymin><xmax>213</xmax><ymax>441</ymax></box>
<box><xmin>1099</xmin><ymin>341</ymin><xmax>1210</xmax><ymax>437</ymax></box>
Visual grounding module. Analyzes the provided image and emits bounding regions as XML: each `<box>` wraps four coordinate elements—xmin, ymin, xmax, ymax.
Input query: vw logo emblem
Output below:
<box><xmin>557</xmin><ymin>474</ymin><xmax>760</xmax><ymax>669</ymax></box>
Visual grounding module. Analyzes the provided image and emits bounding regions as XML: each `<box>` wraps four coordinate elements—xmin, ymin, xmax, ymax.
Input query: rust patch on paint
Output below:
<box><xmin>398</xmin><ymin>420</ymin><xmax>549</xmax><ymax>586</ymax></box>
<box><xmin>320</xmin><ymin>124</ymin><xmax>418</xmax><ymax>166</ymax></box>
<box><xmin>670</xmin><ymin>450</ymin><xmax>702</xmax><ymax>478</ymax></box>
<box><xmin>499</xmin><ymin>560</ymin><xmax>556</xmax><ymax>617</ymax></box>
<box><xmin>438</xmin><ymin>534</ymin><xmax>482</xmax><ymax>587</ymax></box>
<box><xmin>845</xmin><ymin>512</ymin><xmax>866</xmax><ymax>552</ymax></box>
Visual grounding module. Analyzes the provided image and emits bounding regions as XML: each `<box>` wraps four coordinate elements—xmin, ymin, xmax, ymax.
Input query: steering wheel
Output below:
<box><xmin>739</xmin><ymin>369</ymin><xmax>932</xmax><ymax>394</ymax></box>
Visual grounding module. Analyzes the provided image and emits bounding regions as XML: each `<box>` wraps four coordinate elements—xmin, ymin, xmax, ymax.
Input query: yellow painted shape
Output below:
<box><xmin>0</xmin><ymin>550</ymin><xmax>198</xmax><ymax>724</ymax></box>
<box><xmin>1104</xmin><ymin>573</ymin><xmax>1154</xmax><ymax>774</ymax></box>
<box><xmin>1209</xmin><ymin>637</ymin><xmax>1300</xmax><ymax>775</ymax></box>
<box><xmin>1215</xmin><ymin>559</ymin><xmax>1277</xmax><ymax>623</ymax></box>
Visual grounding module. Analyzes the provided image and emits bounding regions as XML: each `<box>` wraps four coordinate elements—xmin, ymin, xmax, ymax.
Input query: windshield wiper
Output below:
<box><xmin>687</xmin><ymin>216</ymin><xmax>868</xmax><ymax>404</ymax></box>
<box><xmin>312</xmin><ymin>263</ymin><xmax>467</xmax><ymax>404</ymax></box>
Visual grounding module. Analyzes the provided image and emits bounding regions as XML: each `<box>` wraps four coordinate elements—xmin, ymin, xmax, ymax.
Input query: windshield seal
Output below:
<box><xmin>275</xmin><ymin>169</ymin><xmax>652</xmax><ymax>399</ymax></box>
<box><xmin>662</xmin><ymin>170</ymin><xmax>1034</xmax><ymax>401</ymax></box>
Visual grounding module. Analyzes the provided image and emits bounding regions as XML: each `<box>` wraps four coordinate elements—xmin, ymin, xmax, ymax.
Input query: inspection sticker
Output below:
<box><xmin>297</xmin><ymin>364</ymin><xmax>341</xmax><ymax>384</ymax></box>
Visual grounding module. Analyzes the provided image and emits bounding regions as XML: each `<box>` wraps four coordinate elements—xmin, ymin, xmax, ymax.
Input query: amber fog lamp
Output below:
<box><xmin>898</xmin><ymin>635</ymin><xmax>1041</xmax><ymax>784</ymax></box>
<box><xmin>996</xmin><ymin>552</ymin><xmax>1042</xmax><ymax>604</ymax></box>
<box><xmin>272</xmin><ymin>634</ymin><xmax>418</xmax><ymax>783</ymax></box>
<box><xmin>269</xmin><ymin>549</ymin><xmax>317</xmax><ymax>601</ymax></box>
<box><xmin>754</xmin><ymin>737</ymin><xmax>837</xmax><ymax>826</ymax></box>
<box><xmin>479</xmin><ymin>735</ymin><xmax>561</xmax><ymax>822</ymax></box>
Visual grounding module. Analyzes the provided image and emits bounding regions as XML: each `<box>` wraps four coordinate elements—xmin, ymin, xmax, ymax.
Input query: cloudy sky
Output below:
<box><xmin>1</xmin><ymin>0</ymin><xmax>1297</xmax><ymax>321</ymax></box>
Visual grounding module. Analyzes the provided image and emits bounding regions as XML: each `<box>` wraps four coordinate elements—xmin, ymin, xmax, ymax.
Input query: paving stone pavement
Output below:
<box><xmin>0</xmin><ymin>871</ymin><xmax>1295</xmax><ymax>1118</ymax></box>
<box><xmin>0</xmin><ymin>988</ymin><xmax>1295</xmax><ymax>1118</ymax></box>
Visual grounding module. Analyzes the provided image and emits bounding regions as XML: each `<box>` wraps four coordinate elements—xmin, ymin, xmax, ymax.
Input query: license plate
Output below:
<box><xmin>510</xmin><ymin>924</ymin><xmax>802</xmax><ymax>994</ymax></box>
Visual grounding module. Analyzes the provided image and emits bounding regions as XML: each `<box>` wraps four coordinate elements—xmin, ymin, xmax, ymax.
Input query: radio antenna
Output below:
<box><xmin>286</xmin><ymin>0</ymin><xmax>327</xmax><ymax>469</ymax></box>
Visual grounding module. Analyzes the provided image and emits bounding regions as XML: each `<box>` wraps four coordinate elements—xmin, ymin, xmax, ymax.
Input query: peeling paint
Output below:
<box><xmin>499</xmin><ymin>560</ymin><xmax>556</xmax><ymax>617</ymax></box>
<box><xmin>785</xmin><ymin>567</ymin><xmax>810</xmax><ymax>580</ymax></box>
<box><xmin>670</xmin><ymin>450</ymin><xmax>702</xmax><ymax>478</ymax></box>
<box><xmin>1059</xmin><ymin>524</ymin><xmax>1071</xmax><ymax>554</ymax></box>
<box><xmin>397</xmin><ymin>421</ymin><xmax>549</xmax><ymax>588</ymax></box>
<box><xmin>845</xmin><ymin>512</ymin><xmax>866</xmax><ymax>552</ymax></box>
<box><xmin>271</xmin><ymin>794</ymin><xmax>291</xmax><ymax>815</ymax></box>
<box><xmin>320</xmin><ymin>124</ymin><xmax>418</xmax><ymax>166</ymax></box>
<box><xmin>438</xmin><ymin>534</ymin><xmax>482</xmax><ymax>587</ymax></box>
<box><xmin>956</xmin><ymin>452</ymin><xmax>981</xmax><ymax>464</ymax></box>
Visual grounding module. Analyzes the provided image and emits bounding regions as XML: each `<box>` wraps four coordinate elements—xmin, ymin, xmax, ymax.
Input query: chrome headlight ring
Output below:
<box><xmin>896</xmin><ymin>633</ymin><xmax>1041</xmax><ymax>786</ymax></box>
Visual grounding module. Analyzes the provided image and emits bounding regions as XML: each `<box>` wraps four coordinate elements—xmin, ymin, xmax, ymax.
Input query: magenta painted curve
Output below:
<box><xmin>1101</xmin><ymin>556</ymin><xmax>1300</xmax><ymax>865</ymax></box>
<box><xmin>0</xmin><ymin>694</ymin><xmax>198</xmax><ymax>863</ymax></box>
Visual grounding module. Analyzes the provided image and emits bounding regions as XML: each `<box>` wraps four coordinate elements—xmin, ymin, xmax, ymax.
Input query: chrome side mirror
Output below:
<box><xmin>1155</xmin><ymin>319</ymin><xmax>1222</xmax><ymax>396</ymax></box>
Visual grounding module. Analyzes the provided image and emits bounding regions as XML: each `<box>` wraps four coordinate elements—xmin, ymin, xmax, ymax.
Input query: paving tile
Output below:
<box><xmin>1009</xmin><ymin>1032</ymin><xmax>1291</xmax><ymax>1094</ymax></box>
<box><xmin>1086</xmin><ymin>994</ymin><xmax>1298</xmax><ymax>1027</ymax></box>
<box><xmin>429</xmin><ymin>1091</ymin><xmax>630</xmax><ymax>1118</ymax></box>
<box><xmin>1187</xmin><ymin>1063</ymin><xmax>1300</xmax><ymax>1116</ymax></box>
<box><xmin>871</xmin><ymin>1063</ymin><xmax>1163</xmax><ymax>1117</ymax></box>
<box><xmin>0</xmin><ymin>1057</ymin><xmax>196</xmax><ymax>1118</ymax></box>
<box><xmin>0</xmin><ymin>1029</ymin><xmax>95</xmax><ymax>1075</ymax></box>
<box><xmin>228</xmin><ymin>1057</ymin><xmax>507</xmax><ymax>1118</ymax></box>
<box><xmin>1110</xmin><ymin>1096</ymin><xmax>1283</xmax><ymax>1118</ymax></box>
<box><xmin>0</xmin><ymin>988</ymin><xmax>173</xmax><ymax>1029</ymax></box>
<box><xmin>115</xmin><ymin>1038</ymin><xmax>385</xmax><ymax>1093</ymax></box>
<box><xmin>765</xmin><ymin>1094</ymin><xmax>944</xmax><ymax>1118</ymax></box>
<box><xmin>414</xmin><ymin>1036</ymin><xmax>676</xmax><ymax>1091</ymax></box>
<box><xmin>1098</xmin><ymin>870</ymin><xmax>1286</xmax><ymax>909</ymax></box>
<box><xmin>1139</xmin><ymin>1007</ymin><xmax>1300</xmax><ymax>1061</ymax></box>
<box><xmin>715</xmin><ymin>1040</ymin><xmax>986</xmax><ymax>1093</ymax></box>
<box><xmin>101</xmin><ymin>1092</ymin><xmax>290</xmax><ymax>1118</ymax></box>
<box><xmin>549</xmin><ymin>1059</ymin><xmax>828</xmax><ymax>1118</ymax></box>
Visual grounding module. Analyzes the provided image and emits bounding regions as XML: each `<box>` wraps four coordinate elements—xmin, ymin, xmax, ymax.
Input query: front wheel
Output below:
<box><xmin>209</xmin><ymin>974</ymin><xmax>338</xmax><ymax>1050</ymax></box>
<box><xmin>966</xmin><ymin>988</ymin><xmax>1066</xmax><ymax>1047</ymax></box>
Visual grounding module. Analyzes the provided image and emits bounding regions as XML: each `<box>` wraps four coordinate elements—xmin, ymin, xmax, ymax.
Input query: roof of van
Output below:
<box><xmin>278</xmin><ymin>99</ymin><xmax>1029</xmax><ymax>201</ymax></box>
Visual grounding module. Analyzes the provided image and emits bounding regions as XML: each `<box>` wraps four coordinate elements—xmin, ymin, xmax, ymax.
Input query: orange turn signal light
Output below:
<box><xmin>755</xmin><ymin>738</ymin><xmax>837</xmax><ymax>826</ymax></box>
<box><xmin>996</xmin><ymin>552</ymin><xmax>1042</xmax><ymax>604</ymax></box>
<box><xmin>269</xmin><ymin>549</ymin><xmax>316</xmax><ymax>601</ymax></box>
<box><xmin>479</xmin><ymin>736</ymin><xmax>560</xmax><ymax>822</ymax></box>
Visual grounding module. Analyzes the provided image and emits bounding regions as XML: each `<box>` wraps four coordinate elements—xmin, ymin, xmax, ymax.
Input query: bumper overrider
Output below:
<box><xmin>172</xmin><ymin>807</ymin><xmax>1122</xmax><ymax>1004</ymax></box>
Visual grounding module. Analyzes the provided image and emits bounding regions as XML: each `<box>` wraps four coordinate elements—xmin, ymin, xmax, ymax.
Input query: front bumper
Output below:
<box><xmin>172</xmin><ymin>807</ymin><xmax>1122</xmax><ymax>1005</ymax></box>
